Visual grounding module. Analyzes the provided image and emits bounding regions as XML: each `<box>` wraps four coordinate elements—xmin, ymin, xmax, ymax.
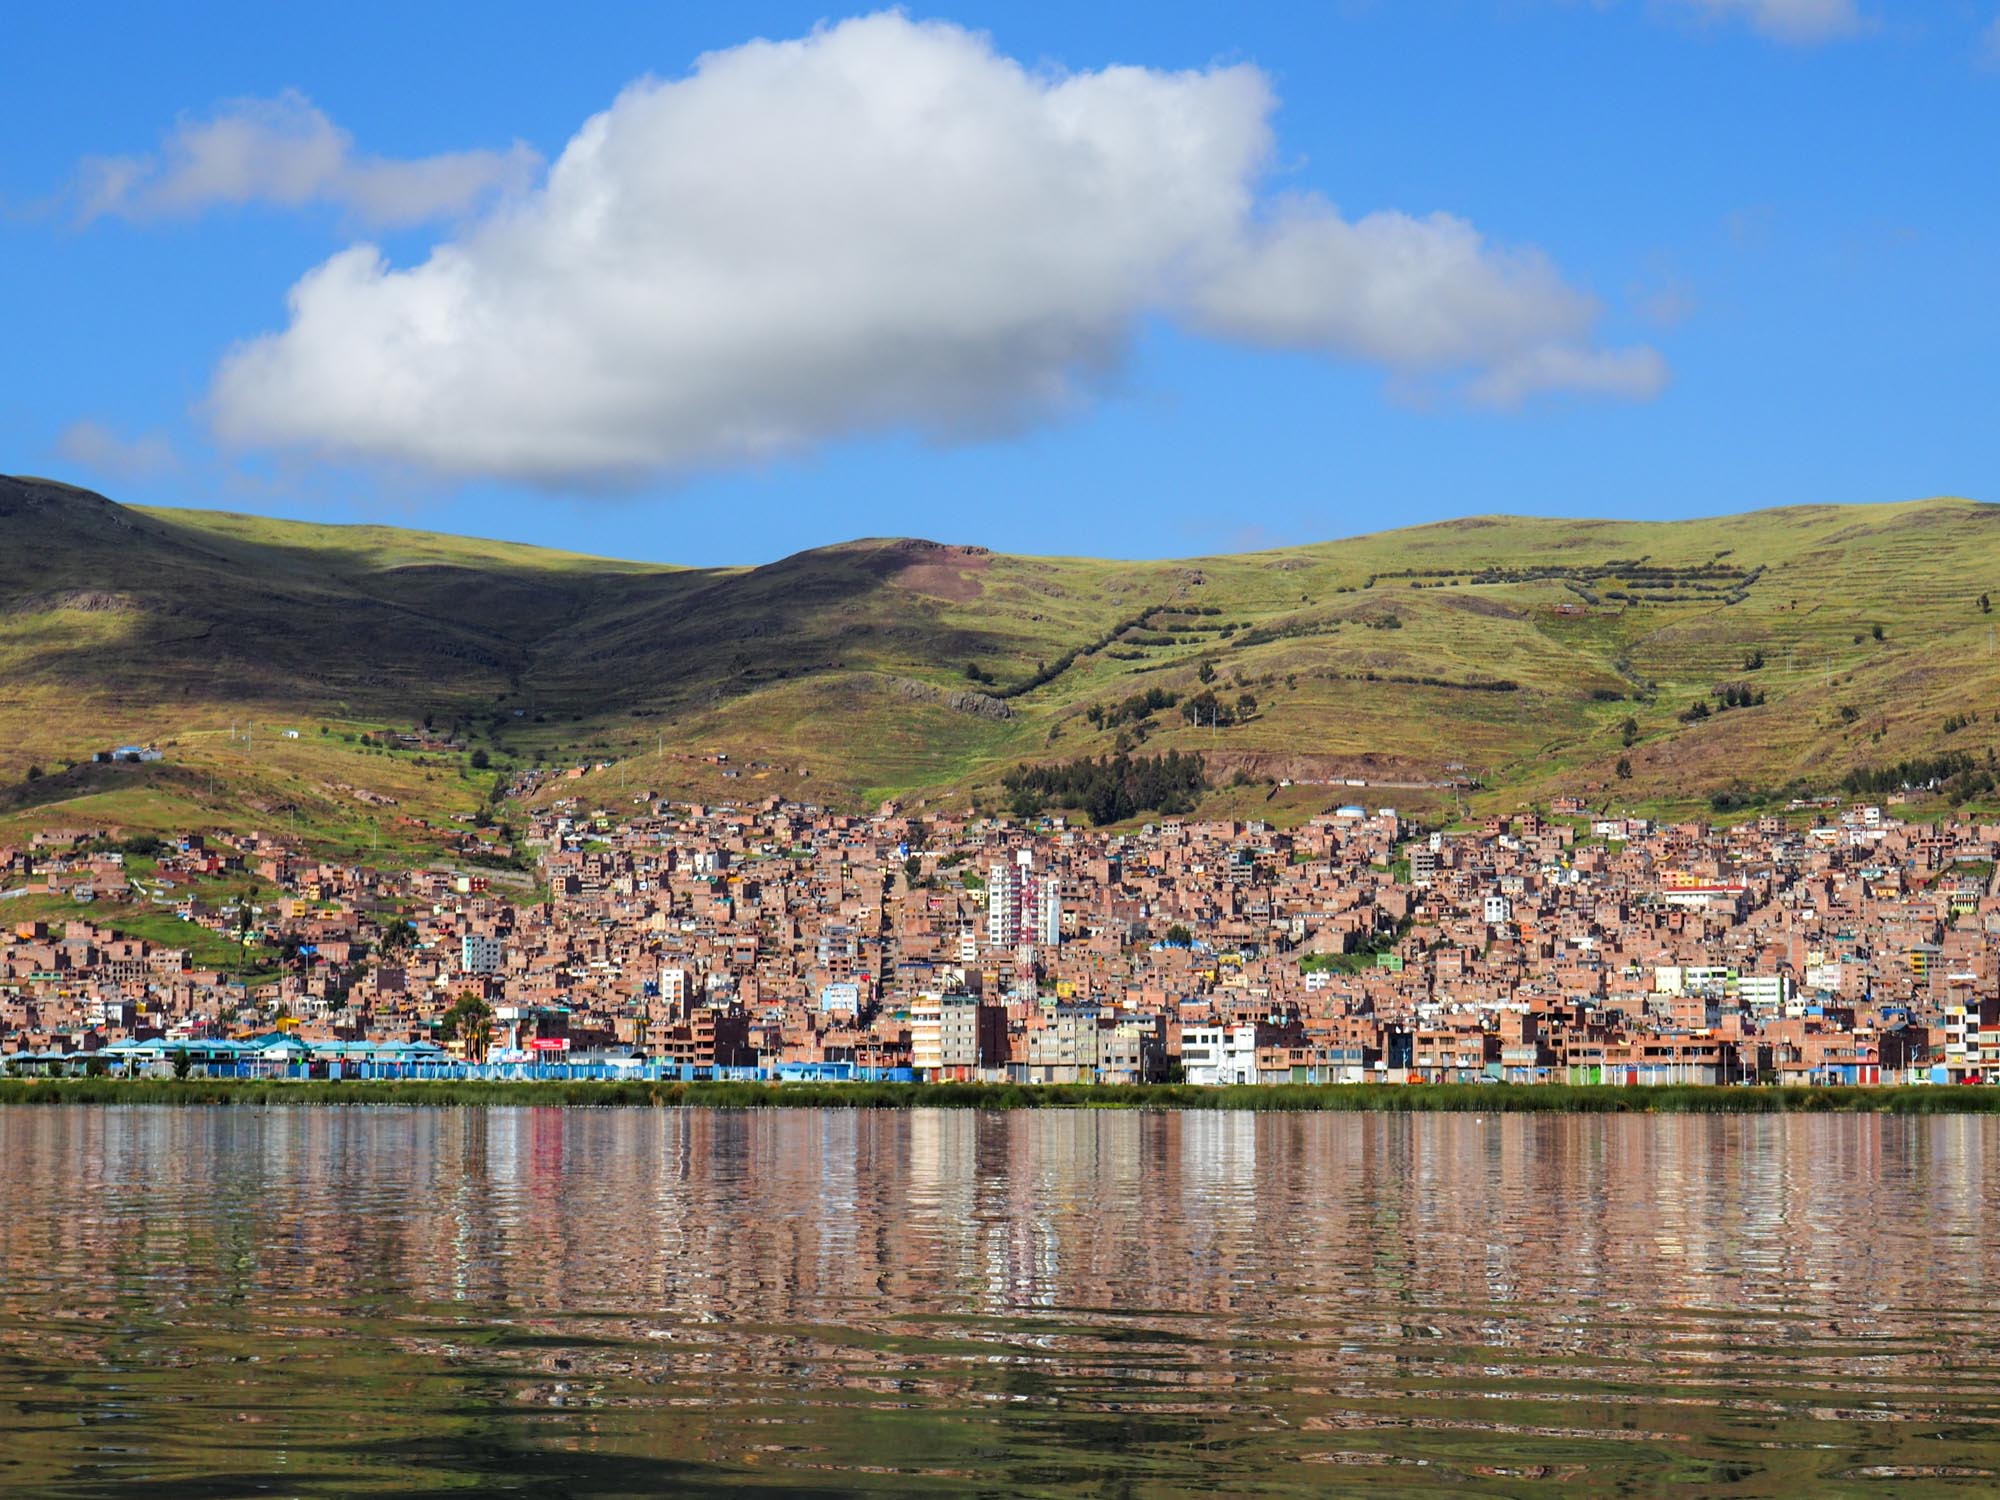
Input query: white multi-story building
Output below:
<box><xmin>1737</xmin><ymin>974</ymin><xmax>1791</xmax><ymax>1016</ymax></box>
<box><xmin>986</xmin><ymin>858</ymin><xmax>1018</xmax><ymax>946</ymax></box>
<box><xmin>658</xmin><ymin>967</ymin><xmax>687</xmax><ymax>1008</ymax></box>
<box><xmin>460</xmin><ymin>934</ymin><xmax>503</xmax><ymax>975</ymax></box>
<box><xmin>1180</xmin><ymin>1024</ymin><xmax>1259</xmax><ymax>1087</ymax></box>
<box><xmin>987</xmin><ymin>850</ymin><xmax>1061</xmax><ymax>953</ymax></box>
<box><xmin>1655</xmin><ymin>965</ymin><xmax>1734</xmax><ymax>997</ymax></box>
<box><xmin>1035</xmin><ymin>877</ymin><xmax>1061</xmax><ymax>947</ymax></box>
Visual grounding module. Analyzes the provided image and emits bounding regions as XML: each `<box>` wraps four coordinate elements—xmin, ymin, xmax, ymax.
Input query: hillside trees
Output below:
<box><xmin>1842</xmin><ymin>751</ymin><xmax>1975</xmax><ymax>796</ymax></box>
<box><xmin>1103</xmin><ymin>686</ymin><xmax>1177</xmax><ymax>727</ymax></box>
<box><xmin>1001</xmin><ymin>750</ymin><xmax>1208</xmax><ymax>825</ymax></box>
<box><xmin>1180</xmin><ymin>689</ymin><xmax>1241</xmax><ymax>727</ymax></box>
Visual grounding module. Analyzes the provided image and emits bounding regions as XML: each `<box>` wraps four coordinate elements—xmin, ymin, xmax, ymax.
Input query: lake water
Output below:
<box><xmin>2</xmin><ymin>1107</ymin><xmax>1998</xmax><ymax>1496</ymax></box>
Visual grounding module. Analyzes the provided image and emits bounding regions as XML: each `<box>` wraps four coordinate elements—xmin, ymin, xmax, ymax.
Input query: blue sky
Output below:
<box><xmin>4</xmin><ymin>1</ymin><xmax>1995</xmax><ymax>565</ymax></box>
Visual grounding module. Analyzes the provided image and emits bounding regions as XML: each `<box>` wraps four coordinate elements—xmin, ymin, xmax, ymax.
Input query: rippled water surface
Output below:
<box><xmin>3</xmin><ymin>1107</ymin><xmax>1999</xmax><ymax>1496</ymax></box>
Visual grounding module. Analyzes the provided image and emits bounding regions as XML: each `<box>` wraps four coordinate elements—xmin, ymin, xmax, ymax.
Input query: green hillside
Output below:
<box><xmin>5</xmin><ymin>472</ymin><xmax>1999</xmax><ymax>849</ymax></box>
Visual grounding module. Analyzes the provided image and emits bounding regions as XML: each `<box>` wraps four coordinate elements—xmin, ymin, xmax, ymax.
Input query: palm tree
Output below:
<box><xmin>443</xmin><ymin>992</ymin><xmax>495</xmax><ymax>1062</ymax></box>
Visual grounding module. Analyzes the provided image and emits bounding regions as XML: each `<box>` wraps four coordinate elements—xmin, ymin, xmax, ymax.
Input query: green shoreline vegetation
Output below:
<box><xmin>4</xmin><ymin>1079</ymin><xmax>2000</xmax><ymax>1112</ymax></box>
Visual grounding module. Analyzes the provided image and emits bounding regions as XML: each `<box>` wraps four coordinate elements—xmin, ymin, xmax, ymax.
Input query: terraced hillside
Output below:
<box><xmin>4</xmin><ymin>472</ymin><xmax>1998</xmax><ymax>844</ymax></box>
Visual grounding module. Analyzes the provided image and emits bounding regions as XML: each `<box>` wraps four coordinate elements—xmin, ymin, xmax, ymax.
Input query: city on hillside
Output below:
<box><xmin>5</xmin><ymin>790</ymin><xmax>1997</xmax><ymax>1087</ymax></box>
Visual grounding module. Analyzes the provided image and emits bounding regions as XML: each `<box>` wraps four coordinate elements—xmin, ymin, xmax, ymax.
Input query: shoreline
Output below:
<box><xmin>4</xmin><ymin>1079</ymin><xmax>2000</xmax><ymax>1112</ymax></box>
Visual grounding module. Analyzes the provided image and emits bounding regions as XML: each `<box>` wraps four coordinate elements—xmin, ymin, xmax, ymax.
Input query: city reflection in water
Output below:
<box><xmin>1</xmin><ymin>1107</ymin><xmax>1997</xmax><ymax>1496</ymax></box>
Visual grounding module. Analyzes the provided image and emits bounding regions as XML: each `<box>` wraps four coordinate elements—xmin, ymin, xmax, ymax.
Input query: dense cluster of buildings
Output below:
<box><xmin>4</xmin><ymin>791</ymin><xmax>2000</xmax><ymax>1086</ymax></box>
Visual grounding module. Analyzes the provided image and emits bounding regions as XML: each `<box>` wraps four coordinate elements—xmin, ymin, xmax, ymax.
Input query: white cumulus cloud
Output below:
<box><xmin>1189</xmin><ymin>199</ymin><xmax>1601</xmax><ymax>370</ymax></box>
<box><xmin>209</xmin><ymin>13</ymin><xmax>1664</xmax><ymax>485</ymax></box>
<box><xmin>1668</xmin><ymin>0</ymin><xmax>1865</xmax><ymax>43</ymax></box>
<box><xmin>79</xmin><ymin>90</ymin><xmax>538</xmax><ymax>228</ymax></box>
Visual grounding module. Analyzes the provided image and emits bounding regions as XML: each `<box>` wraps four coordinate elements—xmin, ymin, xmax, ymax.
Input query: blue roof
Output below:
<box><xmin>91</xmin><ymin>1035</ymin><xmax>447</xmax><ymax>1060</ymax></box>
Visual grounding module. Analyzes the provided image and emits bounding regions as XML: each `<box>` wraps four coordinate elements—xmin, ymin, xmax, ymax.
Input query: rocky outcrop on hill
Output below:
<box><xmin>887</xmin><ymin>677</ymin><xmax>1013</xmax><ymax>720</ymax></box>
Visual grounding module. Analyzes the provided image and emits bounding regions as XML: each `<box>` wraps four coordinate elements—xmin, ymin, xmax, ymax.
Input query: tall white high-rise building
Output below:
<box><xmin>1035</xmin><ymin>873</ymin><xmax>1062</xmax><ymax>946</ymax></box>
<box><xmin>987</xmin><ymin>850</ymin><xmax>1060</xmax><ymax>954</ymax></box>
<box><xmin>986</xmin><ymin>856</ymin><xmax>1020</xmax><ymax>947</ymax></box>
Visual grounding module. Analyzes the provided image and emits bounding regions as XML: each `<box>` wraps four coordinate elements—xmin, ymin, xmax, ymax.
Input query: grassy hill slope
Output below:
<box><xmin>5</xmin><ymin>473</ymin><xmax>1998</xmax><ymax>844</ymax></box>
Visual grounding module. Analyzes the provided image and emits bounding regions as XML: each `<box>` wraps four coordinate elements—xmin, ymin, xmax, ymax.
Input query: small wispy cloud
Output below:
<box><xmin>54</xmin><ymin>420</ymin><xmax>182</xmax><ymax>483</ymax></box>
<box><xmin>1630</xmin><ymin>266</ymin><xmax>1699</xmax><ymax>329</ymax></box>
<box><xmin>1666</xmin><ymin>0</ymin><xmax>1866</xmax><ymax>44</ymax></box>
<box><xmin>75</xmin><ymin>90</ymin><xmax>539</xmax><ymax>228</ymax></box>
<box><xmin>1724</xmin><ymin>204</ymin><xmax>1777</xmax><ymax>248</ymax></box>
<box><xmin>1468</xmin><ymin>345</ymin><xmax>1670</xmax><ymax>408</ymax></box>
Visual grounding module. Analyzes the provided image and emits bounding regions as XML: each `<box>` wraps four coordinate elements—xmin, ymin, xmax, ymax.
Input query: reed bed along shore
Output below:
<box><xmin>3</xmin><ymin>1078</ymin><xmax>2000</xmax><ymax>1112</ymax></box>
